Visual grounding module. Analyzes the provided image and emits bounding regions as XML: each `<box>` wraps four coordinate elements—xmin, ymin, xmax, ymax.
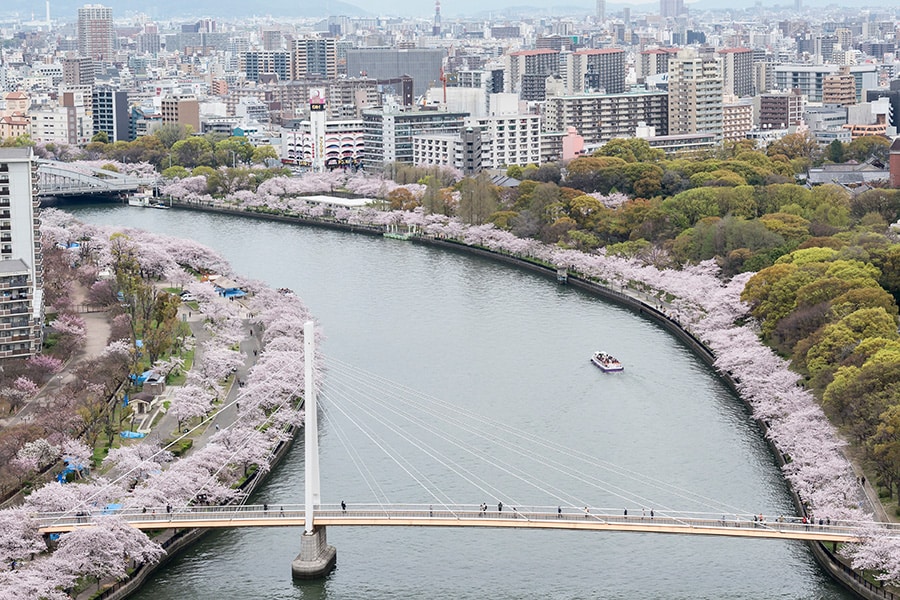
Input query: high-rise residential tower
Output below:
<box><xmin>77</xmin><ymin>4</ymin><xmax>114</xmax><ymax>61</ymax></box>
<box><xmin>667</xmin><ymin>48</ymin><xmax>723</xmax><ymax>139</ymax></box>
<box><xmin>0</xmin><ymin>148</ymin><xmax>43</xmax><ymax>359</ymax></box>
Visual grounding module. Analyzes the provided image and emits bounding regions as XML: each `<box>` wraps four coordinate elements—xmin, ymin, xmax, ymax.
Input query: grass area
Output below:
<box><xmin>167</xmin><ymin>347</ymin><xmax>194</xmax><ymax>386</ymax></box>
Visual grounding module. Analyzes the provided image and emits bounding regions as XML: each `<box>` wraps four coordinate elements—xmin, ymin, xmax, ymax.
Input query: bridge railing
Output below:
<box><xmin>31</xmin><ymin>503</ymin><xmax>900</xmax><ymax>541</ymax></box>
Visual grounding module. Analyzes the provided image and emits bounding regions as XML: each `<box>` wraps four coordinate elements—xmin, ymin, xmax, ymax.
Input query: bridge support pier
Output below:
<box><xmin>291</xmin><ymin>527</ymin><xmax>336</xmax><ymax>579</ymax></box>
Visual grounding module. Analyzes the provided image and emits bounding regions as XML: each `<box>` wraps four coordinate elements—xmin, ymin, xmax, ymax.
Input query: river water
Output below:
<box><xmin>70</xmin><ymin>204</ymin><xmax>851</xmax><ymax>599</ymax></box>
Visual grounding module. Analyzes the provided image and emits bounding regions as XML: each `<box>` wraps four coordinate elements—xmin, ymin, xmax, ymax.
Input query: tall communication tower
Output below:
<box><xmin>432</xmin><ymin>0</ymin><xmax>441</xmax><ymax>36</ymax></box>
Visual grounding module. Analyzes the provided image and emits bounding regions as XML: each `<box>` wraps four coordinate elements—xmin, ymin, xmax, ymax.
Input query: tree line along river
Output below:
<box><xmin>70</xmin><ymin>203</ymin><xmax>852</xmax><ymax>599</ymax></box>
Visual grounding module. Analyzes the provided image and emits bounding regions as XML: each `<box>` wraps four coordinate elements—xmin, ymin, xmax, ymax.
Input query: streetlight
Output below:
<box><xmin>228</xmin><ymin>150</ymin><xmax>236</xmax><ymax>168</ymax></box>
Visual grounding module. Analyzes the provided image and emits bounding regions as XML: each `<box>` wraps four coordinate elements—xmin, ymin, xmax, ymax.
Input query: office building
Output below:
<box><xmin>0</xmin><ymin>148</ymin><xmax>43</xmax><ymax>359</ymax></box>
<box><xmin>77</xmin><ymin>4</ymin><xmax>114</xmax><ymax>62</ymax></box>
<box><xmin>346</xmin><ymin>48</ymin><xmax>444</xmax><ymax>97</ymax></box>
<box><xmin>866</xmin><ymin>81</ymin><xmax>900</xmax><ymax>131</ymax></box>
<box><xmin>161</xmin><ymin>94</ymin><xmax>201</xmax><ymax>130</ymax></box>
<box><xmin>92</xmin><ymin>88</ymin><xmax>129</xmax><ymax>142</ymax></box>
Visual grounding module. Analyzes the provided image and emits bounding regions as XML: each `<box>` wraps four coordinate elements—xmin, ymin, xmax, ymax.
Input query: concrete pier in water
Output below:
<box><xmin>291</xmin><ymin>528</ymin><xmax>337</xmax><ymax>579</ymax></box>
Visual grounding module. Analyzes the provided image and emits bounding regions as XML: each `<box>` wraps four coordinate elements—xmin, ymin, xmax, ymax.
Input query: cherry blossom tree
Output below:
<box><xmin>0</xmin><ymin>509</ymin><xmax>47</xmax><ymax>569</ymax></box>
<box><xmin>53</xmin><ymin>516</ymin><xmax>164</xmax><ymax>584</ymax></box>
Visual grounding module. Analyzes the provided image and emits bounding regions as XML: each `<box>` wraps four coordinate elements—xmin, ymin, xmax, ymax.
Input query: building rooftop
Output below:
<box><xmin>0</xmin><ymin>148</ymin><xmax>32</xmax><ymax>161</ymax></box>
<box><xmin>0</xmin><ymin>259</ymin><xmax>30</xmax><ymax>275</ymax></box>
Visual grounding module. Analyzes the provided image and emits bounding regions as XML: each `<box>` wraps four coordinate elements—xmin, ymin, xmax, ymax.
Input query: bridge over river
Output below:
<box><xmin>35</xmin><ymin>503</ymin><xmax>879</xmax><ymax>545</ymax></box>
<box><xmin>36</xmin><ymin>159</ymin><xmax>158</xmax><ymax>197</ymax></box>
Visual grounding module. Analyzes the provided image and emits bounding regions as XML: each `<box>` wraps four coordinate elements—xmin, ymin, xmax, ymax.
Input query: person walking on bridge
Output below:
<box><xmin>498</xmin><ymin>501</ymin><xmax>502</xmax><ymax>513</ymax></box>
<box><xmin>341</xmin><ymin>500</ymin><xmax>346</xmax><ymax>513</ymax></box>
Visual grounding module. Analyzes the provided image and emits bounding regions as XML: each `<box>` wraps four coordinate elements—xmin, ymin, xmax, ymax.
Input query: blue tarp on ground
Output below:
<box><xmin>103</xmin><ymin>503</ymin><xmax>122</xmax><ymax>515</ymax></box>
<box><xmin>129</xmin><ymin>369</ymin><xmax>153</xmax><ymax>384</ymax></box>
<box><xmin>57</xmin><ymin>458</ymin><xmax>88</xmax><ymax>483</ymax></box>
<box><xmin>120</xmin><ymin>431</ymin><xmax>145</xmax><ymax>439</ymax></box>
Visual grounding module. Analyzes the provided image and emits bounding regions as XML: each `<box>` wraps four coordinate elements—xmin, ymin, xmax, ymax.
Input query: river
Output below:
<box><xmin>70</xmin><ymin>204</ymin><xmax>851</xmax><ymax>599</ymax></box>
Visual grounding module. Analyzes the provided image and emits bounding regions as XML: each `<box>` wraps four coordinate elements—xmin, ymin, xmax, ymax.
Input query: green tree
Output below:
<box><xmin>457</xmin><ymin>174</ymin><xmax>499</xmax><ymax>225</ymax></box>
<box><xmin>871</xmin><ymin>404</ymin><xmax>900</xmax><ymax>502</ymax></box>
<box><xmin>172</xmin><ymin>137</ymin><xmax>213</xmax><ymax>168</ymax></box>
<box><xmin>825</xmin><ymin>139</ymin><xmax>845</xmax><ymax>163</ymax></box>
<box><xmin>251</xmin><ymin>145</ymin><xmax>279</xmax><ymax>165</ymax></box>
<box><xmin>154</xmin><ymin>123</ymin><xmax>193</xmax><ymax>149</ymax></box>
<box><xmin>845</xmin><ymin>135</ymin><xmax>891</xmax><ymax>163</ymax></box>
<box><xmin>595</xmin><ymin>138</ymin><xmax>664</xmax><ymax>163</ymax></box>
<box><xmin>91</xmin><ymin>131</ymin><xmax>110</xmax><ymax>144</ymax></box>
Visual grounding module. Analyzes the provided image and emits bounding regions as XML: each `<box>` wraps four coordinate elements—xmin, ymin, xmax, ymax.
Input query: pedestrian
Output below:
<box><xmin>166</xmin><ymin>504</ymin><xmax>171</xmax><ymax>514</ymax></box>
<box><xmin>341</xmin><ymin>500</ymin><xmax>346</xmax><ymax>513</ymax></box>
<box><xmin>250</xmin><ymin>329</ymin><xmax>253</xmax><ymax>336</ymax></box>
<box><xmin>236</xmin><ymin>402</ymin><xmax>240</xmax><ymax>411</ymax></box>
<box><xmin>557</xmin><ymin>506</ymin><xmax>562</xmax><ymax>518</ymax></box>
<box><xmin>584</xmin><ymin>506</ymin><xmax>589</xmax><ymax>518</ymax></box>
<box><xmin>650</xmin><ymin>509</ymin><xmax>654</xmax><ymax>519</ymax></box>
<box><xmin>142</xmin><ymin>506</ymin><xmax>147</xmax><ymax>514</ymax></box>
<box><xmin>215</xmin><ymin>424</ymin><xmax>220</xmax><ymax>431</ymax></box>
<box><xmin>263</xmin><ymin>503</ymin><xmax>268</xmax><ymax>513</ymax></box>
<box><xmin>513</xmin><ymin>507</ymin><xmax>517</xmax><ymax>518</ymax></box>
<box><xmin>253</xmin><ymin>349</ymin><xmax>258</xmax><ymax>356</ymax></box>
<box><xmin>498</xmin><ymin>501</ymin><xmax>502</xmax><ymax>513</ymax></box>
<box><xmin>623</xmin><ymin>508</ymin><xmax>627</xmax><ymax>518</ymax></box>
<box><xmin>429</xmin><ymin>505</ymin><xmax>433</xmax><ymax>517</ymax></box>
<box><xmin>642</xmin><ymin>508</ymin><xmax>646</xmax><ymax>519</ymax></box>
<box><xmin>862</xmin><ymin>476</ymin><xmax>866</xmax><ymax>486</ymax></box>
<box><xmin>280</xmin><ymin>506</ymin><xmax>284</xmax><ymax>517</ymax></box>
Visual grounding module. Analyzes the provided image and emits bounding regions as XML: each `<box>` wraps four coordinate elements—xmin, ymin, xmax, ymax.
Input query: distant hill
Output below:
<box><xmin>4</xmin><ymin>0</ymin><xmax>370</xmax><ymax>20</ymax></box>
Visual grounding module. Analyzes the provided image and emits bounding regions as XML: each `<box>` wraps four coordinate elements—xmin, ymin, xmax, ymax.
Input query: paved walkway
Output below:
<box><xmin>0</xmin><ymin>284</ymin><xmax>111</xmax><ymax>433</ymax></box>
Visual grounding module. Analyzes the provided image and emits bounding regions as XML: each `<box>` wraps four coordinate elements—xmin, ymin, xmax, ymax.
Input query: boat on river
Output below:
<box><xmin>591</xmin><ymin>351</ymin><xmax>623</xmax><ymax>372</ymax></box>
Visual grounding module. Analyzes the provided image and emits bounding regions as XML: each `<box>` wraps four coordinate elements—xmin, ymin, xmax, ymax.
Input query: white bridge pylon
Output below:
<box><xmin>304</xmin><ymin>320</ymin><xmax>320</xmax><ymax>535</ymax></box>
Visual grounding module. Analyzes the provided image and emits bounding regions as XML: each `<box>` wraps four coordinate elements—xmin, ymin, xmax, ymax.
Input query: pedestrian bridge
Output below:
<box><xmin>34</xmin><ymin>503</ymin><xmax>880</xmax><ymax>544</ymax></box>
<box><xmin>36</xmin><ymin>159</ymin><xmax>158</xmax><ymax>197</ymax></box>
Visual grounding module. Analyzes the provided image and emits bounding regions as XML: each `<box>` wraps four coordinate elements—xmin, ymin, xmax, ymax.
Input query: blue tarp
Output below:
<box><xmin>102</xmin><ymin>503</ymin><xmax>122</xmax><ymax>515</ymax></box>
<box><xmin>129</xmin><ymin>369</ymin><xmax>153</xmax><ymax>384</ymax></box>
<box><xmin>120</xmin><ymin>431</ymin><xmax>145</xmax><ymax>439</ymax></box>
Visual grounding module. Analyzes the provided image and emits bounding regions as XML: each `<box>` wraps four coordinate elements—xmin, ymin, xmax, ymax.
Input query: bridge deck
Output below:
<box><xmin>35</xmin><ymin>505</ymin><xmax>882</xmax><ymax>543</ymax></box>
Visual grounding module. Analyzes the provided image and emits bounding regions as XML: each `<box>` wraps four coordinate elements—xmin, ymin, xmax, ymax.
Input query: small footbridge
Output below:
<box><xmin>34</xmin><ymin>503</ymin><xmax>881</xmax><ymax>545</ymax></box>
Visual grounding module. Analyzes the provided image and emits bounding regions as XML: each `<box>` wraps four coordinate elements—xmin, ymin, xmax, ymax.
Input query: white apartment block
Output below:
<box><xmin>0</xmin><ymin>148</ymin><xmax>43</xmax><ymax>359</ymax></box>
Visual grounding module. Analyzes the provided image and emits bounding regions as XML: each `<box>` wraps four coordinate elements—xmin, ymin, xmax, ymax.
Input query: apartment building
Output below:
<box><xmin>667</xmin><ymin>49</ymin><xmax>723</xmax><ymax>140</ymax></box>
<box><xmin>0</xmin><ymin>148</ymin><xmax>42</xmax><ymax>359</ymax></box>
<box><xmin>543</xmin><ymin>90</ymin><xmax>668</xmax><ymax>145</ymax></box>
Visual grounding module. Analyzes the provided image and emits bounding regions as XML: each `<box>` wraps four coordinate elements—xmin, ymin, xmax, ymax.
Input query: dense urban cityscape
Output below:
<box><xmin>1</xmin><ymin>0</ymin><xmax>900</xmax><ymax>598</ymax></box>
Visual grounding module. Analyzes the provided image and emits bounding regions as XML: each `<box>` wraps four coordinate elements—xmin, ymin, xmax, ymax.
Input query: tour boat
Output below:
<box><xmin>591</xmin><ymin>351</ymin><xmax>624</xmax><ymax>372</ymax></box>
<box><xmin>127</xmin><ymin>192</ymin><xmax>152</xmax><ymax>207</ymax></box>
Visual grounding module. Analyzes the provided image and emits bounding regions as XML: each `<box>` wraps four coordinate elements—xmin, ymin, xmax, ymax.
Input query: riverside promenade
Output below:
<box><xmin>70</xmin><ymin>293</ymin><xmax>264</xmax><ymax>600</ymax></box>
